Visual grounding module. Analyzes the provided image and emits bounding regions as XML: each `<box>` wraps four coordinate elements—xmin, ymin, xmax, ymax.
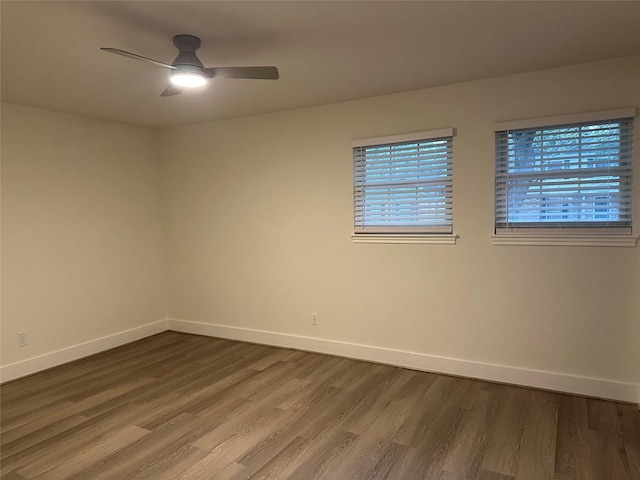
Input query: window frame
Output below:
<box><xmin>352</xmin><ymin>128</ymin><xmax>457</xmax><ymax>245</ymax></box>
<box><xmin>492</xmin><ymin>108</ymin><xmax>637</xmax><ymax>247</ymax></box>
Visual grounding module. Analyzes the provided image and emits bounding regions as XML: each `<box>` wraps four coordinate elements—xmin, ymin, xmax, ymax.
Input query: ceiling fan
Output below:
<box><xmin>101</xmin><ymin>34</ymin><xmax>279</xmax><ymax>97</ymax></box>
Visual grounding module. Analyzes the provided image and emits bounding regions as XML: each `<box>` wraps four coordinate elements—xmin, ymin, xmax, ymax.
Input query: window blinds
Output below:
<box><xmin>353</xmin><ymin>130</ymin><xmax>453</xmax><ymax>233</ymax></box>
<box><xmin>495</xmin><ymin>116</ymin><xmax>634</xmax><ymax>233</ymax></box>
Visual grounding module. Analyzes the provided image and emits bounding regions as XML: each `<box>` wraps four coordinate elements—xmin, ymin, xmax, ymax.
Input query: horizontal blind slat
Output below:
<box><xmin>354</xmin><ymin>133</ymin><xmax>453</xmax><ymax>231</ymax></box>
<box><xmin>495</xmin><ymin>116</ymin><xmax>634</xmax><ymax>231</ymax></box>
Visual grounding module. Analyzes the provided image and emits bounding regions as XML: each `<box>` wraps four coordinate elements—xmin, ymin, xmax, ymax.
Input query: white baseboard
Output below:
<box><xmin>2</xmin><ymin>318</ymin><xmax>637</xmax><ymax>404</ymax></box>
<box><xmin>0</xmin><ymin>319</ymin><xmax>169</xmax><ymax>383</ymax></box>
<box><xmin>168</xmin><ymin>319</ymin><xmax>639</xmax><ymax>404</ymax></box>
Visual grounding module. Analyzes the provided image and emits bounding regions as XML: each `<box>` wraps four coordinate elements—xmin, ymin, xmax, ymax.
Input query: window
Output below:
<box><xmin>494</xmin><ymin>108</ymin><xmax>635</xmax><ymax>242</ymax></box>
<box><xmin>352</xmin><ymin>128</ymin><xmax>454</xmax><ymax>242</ymax></box>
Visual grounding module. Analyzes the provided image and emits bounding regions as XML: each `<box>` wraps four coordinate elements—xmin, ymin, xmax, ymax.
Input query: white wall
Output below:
<box><xmin>1</xmin><ymin>104</ymin><xmax>167</xmax><ymax>370</ymax></box>
<box><xmin>159</xmin><ymin>56</ymin><xmax>640</xmax><ymax>393</ymax></box>
<box><xmin>1</xmin><ymin>57</ymin><xmax>638</xmax><ymax>401</ymax></box>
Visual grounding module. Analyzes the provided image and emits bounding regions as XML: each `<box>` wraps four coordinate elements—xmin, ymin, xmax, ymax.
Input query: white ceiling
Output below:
<box><xmin>2</xmin><ymin>1</ymin><xmax>639</xmax><ymax>128</ymax></box>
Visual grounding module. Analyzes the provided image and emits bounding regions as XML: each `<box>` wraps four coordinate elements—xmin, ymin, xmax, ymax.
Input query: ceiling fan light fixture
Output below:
<box><xmin>101</xmin><ymin>34</ymin><xmax>279</xmax><ymax>97</ymax></box>
<box><xmin>170</xmin><ymin>67</ymin><xmax>206</xmax><ymax>88</ymax></box>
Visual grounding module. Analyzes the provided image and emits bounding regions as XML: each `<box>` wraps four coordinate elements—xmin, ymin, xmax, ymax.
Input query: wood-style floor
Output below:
<box><xmin>1</xmin><ymin>332</ymin><xmax>639</xmax><ymax>480</ymax></box>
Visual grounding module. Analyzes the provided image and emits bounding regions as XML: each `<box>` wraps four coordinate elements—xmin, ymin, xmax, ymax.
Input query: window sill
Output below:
<box><xmin>351</xmin><ymin>233</ymin><xmax>458</xmax><ymax>245</ymax></box>
<box><xmin>491</xmin><ymin>234</ymin><xmax>638</xmax><ymax>247</ymax></box>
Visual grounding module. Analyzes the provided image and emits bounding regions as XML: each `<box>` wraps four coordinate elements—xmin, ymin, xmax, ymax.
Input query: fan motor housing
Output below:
<box><xmin>172</xmin><ymin>34</ymin><xmax>204</xmax><ymax>68</ymax></box>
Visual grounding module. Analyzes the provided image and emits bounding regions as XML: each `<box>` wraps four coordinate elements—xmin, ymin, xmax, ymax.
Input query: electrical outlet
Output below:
<box><xmin>18</xmin><ymin>332</ymin><xmax>29</xmax><ymax>347</ymax></box>
<box><xmin>311</xmin><ymin>313</ymin><xmax>318</xmax><ymax>325</ymax></box>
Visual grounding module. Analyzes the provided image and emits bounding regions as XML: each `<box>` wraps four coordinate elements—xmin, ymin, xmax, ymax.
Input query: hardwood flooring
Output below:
<box><xmin>1</xmin><ymin>331</ymin><xmax>639</xmax><ymax>479</ymax></box>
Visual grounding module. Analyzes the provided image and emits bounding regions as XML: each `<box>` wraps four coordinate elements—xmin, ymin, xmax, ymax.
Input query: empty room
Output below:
<box><xmin>1</xmin><ymin>1</ymin><xmax>639</xmax><ymax>479</ymax></box>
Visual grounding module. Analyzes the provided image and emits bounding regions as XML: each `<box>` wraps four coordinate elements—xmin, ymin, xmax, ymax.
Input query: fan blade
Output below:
<box><xmin>203</xmin><ymin>66</ymin><xmax>279</xmax><ymax>80</ymax></box>
<box><xmin>161</xmin><ymin>84</ymin><xmax>182</xmax><ymax>97</ymax></box>
<box><xmin>100</xmin><ymin>48</ymin><xmax>177</xmax><ymax>70</ymax></box>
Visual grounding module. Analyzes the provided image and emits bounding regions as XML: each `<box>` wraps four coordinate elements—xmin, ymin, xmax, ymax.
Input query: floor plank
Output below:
<box><xmin>514</xmin><ymin>390</ymin><xmax>558</xmax><ymax>480</ymax></box>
